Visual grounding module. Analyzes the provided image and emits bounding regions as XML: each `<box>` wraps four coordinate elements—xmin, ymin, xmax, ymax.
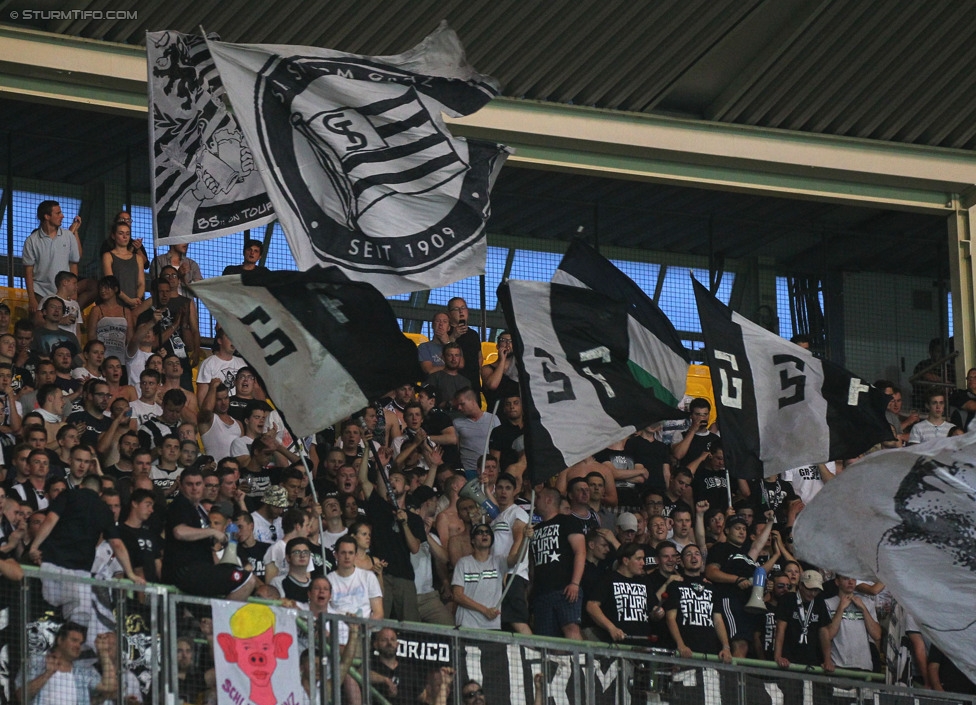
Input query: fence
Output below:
<box><xmin>0</xmin><ymin>567</ymin><xmax>972</xmax><ymax>705</ymax></box>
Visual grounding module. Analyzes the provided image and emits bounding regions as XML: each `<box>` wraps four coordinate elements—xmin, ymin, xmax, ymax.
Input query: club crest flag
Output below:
<box><xmin>498</xmin><ymin>280</ymin><xmax>685</xmax><ymax>483</ymax></box>
<box><xmin>693</xmin><ymin>278</ymin><xmax>892</xmax><ymax>479</ymax></box>
<box><xmin>552</xmin><ymin>239</ymin><xmax>689</xmax><ymax>407</ymax></box>
<box><xmin>206</xmin><ymin>22</ymin><xmax>511</xmax><ymax>295</ymax></box>
<box><xmin>191</xmin><ymin>267</ymin><xmax>424</xmax><ymax>437</ymax></box>
<box><xmin>213</xmin><ymin>600</ymin><xmax>301</xmax><ymax>705</ymax></box>
<box><xmin>794</xmin><ymin>433</ymin><xmax>976</xmax><ymax>684</ymax></box>
<box><xmin>147</xmin><ymin>31</ymin><xmax>275</xmax><ymax>243</ymax></box>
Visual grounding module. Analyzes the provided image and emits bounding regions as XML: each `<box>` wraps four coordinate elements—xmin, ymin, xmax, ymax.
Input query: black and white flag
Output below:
<box><xmin>794</xmin><ymin>433</ymin><xmax>976</xmax><ymax>684</ymax></box>
<box><xmin>498</xmin><ymin>280</ymin><xmax>685</xmax><ymax>483</ymax></box>
<box><xmin>552</xmin><ymin>239</ymin><xmax>689</xmax><ymax>407</ymax></box>
<box><xmin>190</xmin><ymin>267</ymin><xmax>423</xmax><ymax>437</ymax></box>
<box><xmin>147</xmin><ymin>31</ymin><xmax>274</xmax><ymax>243</ymax></box>
<box><xmin>693</xmin><ymin>278</ymin><xmax>891</xmax><ymax>479</ymax></box>
<box><xmin>207</xmin><ymin>22</ymin><xmax>511</xmax><ymax>295</ymax></box>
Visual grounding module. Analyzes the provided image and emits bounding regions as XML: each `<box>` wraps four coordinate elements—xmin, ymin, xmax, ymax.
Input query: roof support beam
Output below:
<box><xmin>2</xmin><ymin>25</ymin><xmax>975</xmax><ymax>212</ymax></box>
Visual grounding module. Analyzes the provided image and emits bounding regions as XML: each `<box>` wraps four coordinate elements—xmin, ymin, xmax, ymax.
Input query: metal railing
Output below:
<box><xmin>1</xmin><ymin>568</ymin><xmax>973</xmax><ymax>705</ymax></box>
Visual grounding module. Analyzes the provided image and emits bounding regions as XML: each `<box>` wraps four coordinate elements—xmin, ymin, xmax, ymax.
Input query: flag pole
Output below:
<box><xmin>725</xmin><ymin>468</ymin><xmax>733</xmax><ymax>511</ymax></box>
<box><xmin>260</xmin><ymin>404</ymin><xmax>330</xmax><ymax>574</ymax></box>
<box><xmin>496</xmin><ymin>489</ymin><xmax>535</xmax><ymax>610</ymax></box>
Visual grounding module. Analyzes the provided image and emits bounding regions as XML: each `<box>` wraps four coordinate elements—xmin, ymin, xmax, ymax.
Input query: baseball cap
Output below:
<box><xmin>262</xmin><ymin>485</ymin><xmax>290</xmax><ymax>509</ymax></box>
<box><xmin>725</xmin><ymin>515</ymin><xmax>749</xmax><ymax>529</ymax></box>
<box><xmin>418</xmin><ymin>384</ymin><xmax>437</xmax><ymax>399</ymax></box>
<box><xmin>209</xmin><ymin>500</ymin><xmax>234</xmax><ymax>520</ymax></box>
<box><xmin>800</xmin><ymin>570</ymin><xmax>824</xmax><ymax>590</ymax></box>
<box><xmin>406</xmin><ymin>485</ymin><xmax>436</xmax><ymax>509</ymax></box>
<box><xmin>617</xmin><ymin>512</ymin><xmax>639</xmax><ymax>532</ymax></box>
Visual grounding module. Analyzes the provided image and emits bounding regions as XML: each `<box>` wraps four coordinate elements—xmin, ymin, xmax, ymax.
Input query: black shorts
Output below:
<box><xmin>174</xmin><ymin>564</ymin><xmax>253</xmax><ymax>597</ymax></box>
<box><xmin>501</xmin><ymin>575</ymin><xmax>530</xmax><ymax>625</ymax></box>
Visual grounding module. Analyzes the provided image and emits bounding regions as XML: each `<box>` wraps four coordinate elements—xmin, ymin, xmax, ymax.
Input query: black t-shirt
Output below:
<box><xmin>162</xmin><ymin>494</ymin><xmax>213</xmax><ymax>582</ymax></box>
<box><xmin>593</xmin><ymin>448</ymin><xmax>644</xmax><ymax>508</ymax></box>
<box><xmin>119</xmin><ymin>523</ymin><xmax>162</xmax><ymax>583</ymax></box>
<box><xmin>580</xmin><ymin>560</ymin><xmax>610</xmax><ymax>629</ymax></box>
<box><xmin>644</xmin><ymin>570</ymin><xmax>677</xmax><ymax>648</ymax></box>
<box><xmin>364</xmin><ymin>492</ymin><xmax>425</xmax><ymax>581</ymax></box>
<box><xmin>489</xmin><ymin>421</ymin><xmax>524</xmax><ymax>472</ymax></box>
<box><xmin>929</xmin><ymin>644</ymin><xmax>976</xmax><ymax>694</ymax></box>
<box><xmin>455</xmin><ymin>328</ymin><xmax>482</xmax><ymax>398</ymax></box>
<box><xmin>530</xmin><ymin>514</ymin><xmax>582</xmax><ymax>595</ymax></box>
<box><xmin>624</xmin><ymin>436</ymin><xmax>669</xmax><ymax>493</ymax></box>
<box><xmin>664</xmin><ymin>576</ymin><xmax>721</xmax><ymax>654</ymax></box>
<box><xmin>590</xmin><ymin>571</ymin><xmax>651</xmax><ymax>642</ymax></box>
<box><xmin>774</xmin><ymin>593</ymin><xmax>831</xmax><ymax>665</ymax></box>
<box><xmin>692</xmin><ymin>467</ymin><xmax>730</xmax><ymax>512</ymax></box>
<box><xmin>423</xmin><ymin>409</ymin><xmax>460</xmax><ymax>468</ymax></box>
<box><xmin>684</xmin><ymin>431</ymin><xmax>720</xmax><ymax>460</ymax></box>
<box><xmin>705</xmin><ymin>541</ymin><xmax>759</xmax><ymax>600</ymax></box>
<box><xmin>744</xmin><ymin>476</ymin><xmax>798</xmax><ymax>525</ymax></box>
<box><xmin>238</xmin><ymin>539</ymin><xmax>272</xmax><ymax>579</ymax></box>
<box><xmin>568</xmin><ymin>509</ymin><xmax>600</xmax><ymax>537</ymax></box>
<box><xmin>372</xmin><ymin>660</ymin><xmax>424</xmax><ymax>705</ymax></box>
<box><xmin>43</xmin><ymin>488</ymin><xmax>119</xmax><ymax>570</ymax></box>
<box><xmin>275</xmin><ymin>574</ymin><xmax>312</xmax><ymax>603</ymax></box>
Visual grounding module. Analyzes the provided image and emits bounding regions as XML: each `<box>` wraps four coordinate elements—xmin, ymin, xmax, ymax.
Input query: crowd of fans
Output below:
<box><xmin>0</xmin><ymin>199</ymin><xmax>972</xmax><ymax>703</ymax></box>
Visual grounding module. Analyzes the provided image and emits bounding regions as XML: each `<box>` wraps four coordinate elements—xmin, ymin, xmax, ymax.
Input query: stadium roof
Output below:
<box><xmin>2</xmin><ymin>0</ymin><xmax>975</xmax><ymax>276</ymax></box>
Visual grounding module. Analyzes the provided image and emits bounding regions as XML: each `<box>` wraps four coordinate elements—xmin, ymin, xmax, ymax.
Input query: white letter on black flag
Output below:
<box><xmin>207</xmin><ymin>22</ymin><xmax>511</xmax><ymax>295</ymax></box>
<box><xmin>147</xmin><ymin>31</ymin><xmax>274</xmax><ymax>243</ymax></box>
<box><xmin>191</xmin><ymin>267</ymin><xmax>423</xmax><ymax>437</ymax></box>
<box><xmin>552</xmin><ymin>239</ymin><xmax>690</xmax><ymax>407</ymax></box>
<box><xmin>794</xmin><ymin>433</ymin><xmax>976</xmax><ymax>685</ymax></box>
<box><xmin>498</xmin><ymin>280</ymin><xmax>684</xmax><ymax>484</ymax></box>
<box><xmin>693</xmin><ymin>278</ymin><xmax>891</xmax><ymax>479</ymax></box>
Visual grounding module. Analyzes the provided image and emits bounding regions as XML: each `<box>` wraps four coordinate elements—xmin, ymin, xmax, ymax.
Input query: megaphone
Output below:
<box><xmin>460</xmin><ymin>477</ymin><xmax>500</xmax><ymax>520</ymax></box>
<box><xmin>219</xmin><ymin>522</ymin><xmax>242</xmax><ymax>567</ymax></box>
<box><xmin>744</xmin><ymin>566</ymin><xmax>768</xmax><ymax>614</ymax></box>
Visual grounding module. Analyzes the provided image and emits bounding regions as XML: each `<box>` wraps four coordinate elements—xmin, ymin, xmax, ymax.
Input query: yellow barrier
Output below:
<box><xmin>685</xmin><ymin>364</ymin><xmax>717</xmax><ymax>426</ymax></box>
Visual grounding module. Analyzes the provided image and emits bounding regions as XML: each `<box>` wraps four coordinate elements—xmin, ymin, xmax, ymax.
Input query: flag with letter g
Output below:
<box><xmin>692</xmin><ymin>278</ymin><xmax>892</xmax><ymax>479</ymax></box>
<box><xmin>191</xmin><ymin>267</ymin><xmax>423</xmax><ymax>437</ymax></box>
<box><xmin>498</xmin><ymin>280</ymin><xmax>685</xmax><ymax>484</ymax></box>
<box><xmin>207</xmin><ymin>21</ymin><xmax>511</xmax><ymax>295</ymax></box>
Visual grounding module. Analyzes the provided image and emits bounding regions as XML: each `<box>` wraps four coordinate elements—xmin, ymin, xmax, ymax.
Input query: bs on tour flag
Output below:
<box><xmin>191</xmin><ymin>267</ymin><xmax>423</xmax><ymax>437</ymax></box>
<box><xmin>794</xmin><ymin>433</ymin><xmax>976</xmax><ymax>684</ymax></box>
<box><xmin>206</xmin><ymin>21</ymin><xmax>511</xmax><ymax>295</ymax></box>
<box><xmin>693</xmin><ymin>278</ymin><xmax>892</xmax><ymax>480</ymax></box>
<box><xmin>552</xmin><ymin>238</ymin><xmax>690</xmax><ymax>407</ymax></box>
<box><xmin>498</xmin><ymin>280</ymin><xmax>685</xmax><ymax>483</ymax></box>
<box><xmin>147</xmin><ymin>31</ymin><xmax>274</xmax><ymax>243</ymax></box>
<box><xmin>213</xmin><ymin>601</ymin><xmax>300</xmax><ymax>705</ymax></box>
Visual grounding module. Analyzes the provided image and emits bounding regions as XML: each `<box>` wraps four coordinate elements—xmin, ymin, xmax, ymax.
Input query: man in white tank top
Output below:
<box><xmin>199</xmin><ymin>382</ymin><xmax>243</xmax><ymax>461</ymax></box>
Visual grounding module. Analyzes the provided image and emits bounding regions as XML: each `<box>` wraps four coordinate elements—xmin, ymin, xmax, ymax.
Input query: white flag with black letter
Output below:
<box><xmin>498</xmin><ymin>280</ymin><xmax>685</xmax><ymax>483</ymax></box>
<box><xmin>693</xmin><ymin>278</ymin><xmax>892</xmax><ymax>479</ymax></box>
<box><xmin>147</xmin><ymin>31</ymin><xmax>274</xmax><ymax>243</ymax></box>
<box><xmin>794</xmin><ymin>433</ymin><xmax>976</xmax><ymax>684</ymax></box>
<box><xmin>190</xmin><ymin>267</ymin><xmax>423</xmax><ymax>437</ymax></box>
<box><xmin>207</xmin><ymin>22</ymin><xmax>511</xmax><ymax>295</ymax></box>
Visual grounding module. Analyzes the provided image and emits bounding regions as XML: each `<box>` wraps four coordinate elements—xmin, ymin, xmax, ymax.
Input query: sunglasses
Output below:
<box><xmin>463</xmin><ymin>690</ymin><xmax>483</xmax><ymax>700</ymax></box>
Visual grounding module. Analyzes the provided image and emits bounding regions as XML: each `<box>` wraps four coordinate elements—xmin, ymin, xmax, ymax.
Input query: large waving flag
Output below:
<box><xmin>147</xmin><ymin>31</ymin><xmax>274</xmax><ymax>243</ymax></box>
<box><xmin>693</xmin><ymin>278</ymin><xmax>891</xmax><ymax>479</ymax></box>
<box><xmin>498</xmin><ymin>280</ymin><xmax>685</xmax><ymax>483</ymax></box>
<box><xmin>207</xmin><ymin>22</ymin><xmax>511</xmax><ymax>295</ymax></box>
<box><xmin>191</xmin><ymin>267</ymin><xmax>423</xmax><ymax>437</ymax></box>
<box><xmin>552</xmin><ymin>239</ymin><xmax>689</xmax><ymax>407</ymax></box>
<box><xmin>794</xmin><ymin>433</ymin><xmax>976</xmax><ymax>684</ymax></box>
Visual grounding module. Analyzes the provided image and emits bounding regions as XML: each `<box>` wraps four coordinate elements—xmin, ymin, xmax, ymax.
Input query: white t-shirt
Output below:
<box><xmin>263</xmin><ymin>539</ymin><xmax>313</xmax><ymax>579</ymax></box>
<box><xmin>129</xmin><ymin>399</ymin><xmax>162</xmax><ymax>427</ymax></box>
<box><xmin>328</xmin><ymin>567</ymin><xmax>382</xmax><ymax>621</ymax></box>
<box><xmin>251</xmin><ymin>510</ymin><xmax>283</xmax><ymax>544</ymax></box>
<box><xmin>196</xmin><ymin>354</ymin><xmax>247</xmax><ymax>395</ymax></box>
